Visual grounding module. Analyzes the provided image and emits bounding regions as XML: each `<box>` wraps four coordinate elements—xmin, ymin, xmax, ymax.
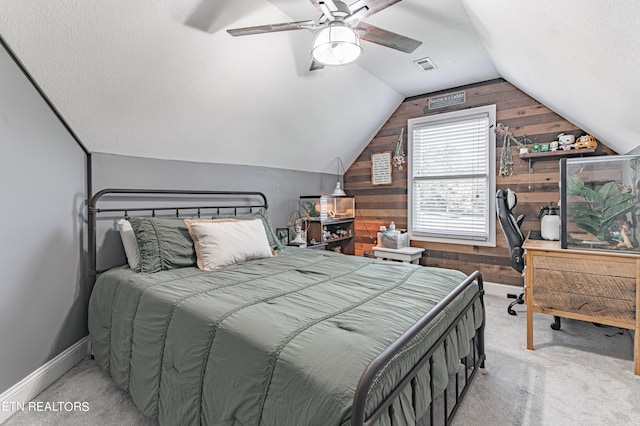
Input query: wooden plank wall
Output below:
<box><xmin>344</xmin><ymin>78</ymin><xmax>616</xmax><ymax>287</ymax></box>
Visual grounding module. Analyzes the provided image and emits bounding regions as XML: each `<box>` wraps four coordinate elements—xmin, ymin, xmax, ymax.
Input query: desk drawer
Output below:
<box><xmin>533</xmin><ymin>256</ymin><xmax>636</xmax><ymax>278</ymax></box>
<box><xmin>532</xmin><ymin>288</ymin><xmax>635</xmax><ymax>324</ymax></box>
<box><xmin>532</xmin><ymin>262</ymin><xmax>636</xmax><ymax>323</ymax></box>
<box><xmin>532</xmin><ymin>268</ymin><xmax>636</xmax><ymax>301</ymax></box>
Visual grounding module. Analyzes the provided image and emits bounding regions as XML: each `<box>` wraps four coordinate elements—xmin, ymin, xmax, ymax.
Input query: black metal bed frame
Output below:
<box><xmin>88</xmin><ymin>188</ymin><xmax>485</xmax><ymax>426</ymax></box>
<box><xmin>352</xmin><ymin>270</ymin><xmax>485</xmax><ymax>426</ymax></box>
<box><xmin>88</xmin><ymin>188</ymin><xmax>268</xmax><ymax>286</ymax></box>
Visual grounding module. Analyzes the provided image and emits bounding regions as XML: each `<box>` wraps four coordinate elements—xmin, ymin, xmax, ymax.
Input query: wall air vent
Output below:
<box><xmin>413</xmin><ymin>57</ymin><xmax>437</xmax><ymax>71</ymax></box>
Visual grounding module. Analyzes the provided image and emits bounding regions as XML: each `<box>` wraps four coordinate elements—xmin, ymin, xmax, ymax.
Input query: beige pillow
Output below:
<box><xmin>185</xmin><ymin>218</ymin><xmax>237</xmax><ymax>269</ymax></box>
<box><xmin>185</xmin><ymin>218</ymin><xmax>273</xmax><ymax>270</ymax></box>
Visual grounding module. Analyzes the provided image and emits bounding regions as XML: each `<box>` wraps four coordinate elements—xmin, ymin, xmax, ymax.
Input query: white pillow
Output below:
<box><xmin>188</xmin><ymin>219</ymin><xmax>273</xmax><ymax>270</ymax></box>
<box><xmin>117</xmin><ymin>219</ymin><xmax>140</xmax><ymax>270</ymax></box>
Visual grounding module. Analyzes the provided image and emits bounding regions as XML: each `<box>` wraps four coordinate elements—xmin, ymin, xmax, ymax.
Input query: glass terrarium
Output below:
<box><xmin>560</xmin><ymin>155</ymin><xmax>640</xmax><ymax>252</ymax></box>
<box><xmin>299</xmin><ymin>195</ymin><xmax>355</xmax><ymax>222</ymax></box>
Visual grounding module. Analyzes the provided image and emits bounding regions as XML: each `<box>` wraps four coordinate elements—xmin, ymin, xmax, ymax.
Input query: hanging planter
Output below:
<box><xmin>393</xmin><ymin>128</ymin><xmax>406</xmax><ymax>170</ymax></box>
<box><xmin>495</xmin><ymin>123</ymin><xmax>522</xmax><ymax>176</ymax></box>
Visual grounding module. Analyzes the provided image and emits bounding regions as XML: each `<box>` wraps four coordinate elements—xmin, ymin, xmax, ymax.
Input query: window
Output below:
<box><xmin>408</xmin><ymin>105</ymin><xmax>496</xmax><ymax>246</ymax></box>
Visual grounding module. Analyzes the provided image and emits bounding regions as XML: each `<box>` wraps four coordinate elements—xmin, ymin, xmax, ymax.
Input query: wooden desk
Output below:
<box><xmin>523</xmin><ymin>237</ymin><xmax>640</xmax><ymax>375</ymax></box>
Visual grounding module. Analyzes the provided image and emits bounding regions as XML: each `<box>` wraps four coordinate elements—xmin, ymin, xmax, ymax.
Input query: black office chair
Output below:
<box><xmin>496</xmin><ymin>189</ymin><xmax>562</xmax><ymax>329</ymax></box>
<box><xmin>496</xmin><ymin>188</ymin><xmax>526</xmax><ymax>315</ymax></box>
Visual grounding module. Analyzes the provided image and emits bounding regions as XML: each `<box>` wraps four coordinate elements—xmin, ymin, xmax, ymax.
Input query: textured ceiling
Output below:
<box><xmin>0</xmin><ymin>0</ymin><xmax>637</xmax><ymax>174</ymax></box>
<box><xmin>267</xmin><ymin>0</ymin><xmax>499</xmax><ymax>96</ymax></box>
<box><xmin>462</xmin><ymin>0</ymin><xmax>640</xmax><ymax>155</ymax></box>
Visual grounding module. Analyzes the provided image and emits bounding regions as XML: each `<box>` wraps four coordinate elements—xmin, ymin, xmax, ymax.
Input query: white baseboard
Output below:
<box><xmin>483</xmin><ymin>280</ymin><xmax>523</xmax><ymax>297</ymax></box>
<box><xmin>0</xmin><ymin>336</ymin><xmax>89</xmax><ymax>424</ymax></box>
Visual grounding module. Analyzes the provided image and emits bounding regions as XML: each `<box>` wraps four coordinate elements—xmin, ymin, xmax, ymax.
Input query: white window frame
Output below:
<box><xmin>408</xmin><ymin>104</ymin><xmax>496</xmax><ymax>247</ymax></box>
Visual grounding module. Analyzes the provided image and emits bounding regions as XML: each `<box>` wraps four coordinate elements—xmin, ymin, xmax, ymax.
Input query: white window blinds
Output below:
<box><xmin>408</xmin><ymin>105</ymin><xmax>496</xmax><ymax>245</ymax></box>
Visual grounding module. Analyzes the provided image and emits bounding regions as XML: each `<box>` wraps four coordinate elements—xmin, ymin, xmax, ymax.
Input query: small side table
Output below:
<box><xmin>373</xmin><ymin>247</ymin><xmax>425</xmax><ymax>264</ymax></box>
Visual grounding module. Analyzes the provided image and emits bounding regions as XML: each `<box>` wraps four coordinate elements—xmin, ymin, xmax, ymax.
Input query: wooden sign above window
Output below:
<box><xmin>428</xmin><ymin>90</ymin><xmax>466</xmax><ymax>110</ymax></box>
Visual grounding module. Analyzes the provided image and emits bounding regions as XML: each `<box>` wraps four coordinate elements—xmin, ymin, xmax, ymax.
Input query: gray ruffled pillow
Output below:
<box><xmin>128</xmin><ymin>217</ymin><xmax>197</xmax><ymax>273</ymax></box>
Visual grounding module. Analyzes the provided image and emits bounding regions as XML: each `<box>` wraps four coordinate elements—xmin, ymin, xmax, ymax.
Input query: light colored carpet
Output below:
<box><xmin>4</xmin><ymin>293</ymin><xmax>639</xmax><ymax>426</ymax></box>
<box><xmin>453</xmin><ymin>294</ymin><xmax>639</xmax><ymax>426</ymax></box>
<box><xmin>3</xmin><ymin>356</ymin><xmax>156</xmax><ymax>426</ymax></box>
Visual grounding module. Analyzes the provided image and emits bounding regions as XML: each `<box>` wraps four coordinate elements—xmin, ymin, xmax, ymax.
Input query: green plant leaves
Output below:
<box><xmin>568</xmin><ymin>177</ymin><xmax>600</xmax><ymax>202</ymax></box>
<box><xmin>599</xmin><ymin>181</ymin><xmax>619</xmax><ymax>201</ymax></box>
<box><xmin>602</xmin><ymin>199</ymin><xmax>635</xmax><ymax>227</ymax></box>
<box><xmin>574</xmin><ymin>219</ymin><xmax>601</xmax><ymax>237</ymax></box>
<box><xmin>567</xmin><ymin>177</ymin><xmax>636</xmax><ymax>242</ymax></box>
<box><xmin>568</xmin><ymin>205</ymin><xmax>599</xmax><ymax>220</ymax></box>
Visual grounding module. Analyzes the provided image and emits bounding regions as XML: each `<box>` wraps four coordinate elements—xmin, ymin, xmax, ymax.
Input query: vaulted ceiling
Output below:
<box><xmin>0</xmin><ymin>0</ymin><xmax>638</xmax><ymax>174</ymax></box>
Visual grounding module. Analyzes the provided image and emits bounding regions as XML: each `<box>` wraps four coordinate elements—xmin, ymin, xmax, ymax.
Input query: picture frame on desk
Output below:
<box><xmin>276</xmin><ymin>228</ymin><xmax>289</xmax><ymax>245</ymax></box>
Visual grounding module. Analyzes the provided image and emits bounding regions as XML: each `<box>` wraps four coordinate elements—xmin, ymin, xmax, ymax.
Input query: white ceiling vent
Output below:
<box><xmin>413</xmin><ymin>57</ymin><xmax>437</xmax><ymax>71</ymax></box>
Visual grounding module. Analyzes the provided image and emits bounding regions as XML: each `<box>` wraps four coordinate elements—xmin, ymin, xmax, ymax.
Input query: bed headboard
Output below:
<box><xmin>88</xmin><ymin>188</ymin><xmax>268</xmax><ymax>287</ymax></box>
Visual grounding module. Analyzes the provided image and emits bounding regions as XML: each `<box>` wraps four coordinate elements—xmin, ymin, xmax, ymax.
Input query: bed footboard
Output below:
<box><xmin>352</xmin><ymin>270</ymin><xmax>485</xmax><ymax>426</ymax></box>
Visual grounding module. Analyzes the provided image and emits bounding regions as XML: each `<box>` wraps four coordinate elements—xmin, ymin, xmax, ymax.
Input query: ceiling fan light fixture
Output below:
<box><xmin>311</xmin><ymin>23</ymin><xmax>362</xmax><ymax>66</ymax></box>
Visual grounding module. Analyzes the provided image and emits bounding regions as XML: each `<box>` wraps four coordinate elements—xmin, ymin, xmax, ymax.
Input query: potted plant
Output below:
<box><xmin>567</xmin><ymin>176</ymin><xmax>636</xmax><ymax>247</ymax></box>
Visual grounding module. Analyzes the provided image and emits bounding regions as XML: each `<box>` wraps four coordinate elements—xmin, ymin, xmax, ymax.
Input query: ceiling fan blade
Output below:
<box><xmin>310</xmin><ymin>0</ymin><xmax>352</xmax><ymax>21</ymax></box>
<box><xmin>354</xmin><ymin>21</ymin><xmax>422</xmax><ymax>53</ymax></box>
<box><xmin>309</xmin><ymin>60</ymin><xmax>325</xmax><ymax>71</ymax></box>
<box><xmin>227</xmin><ymin>20</ymin><xmax>318</xmax><ymax>36</ymax></box>
<box><xmin>323</xmin><ymin>0</ymin><xmax>339</xmax><ymax>11</ymax></box>
<box><xmin>348</xmin><ymin>0</ymin><xmax>402</xmax><ymax>21</ymax></box>
<box><xmin>308</xmin><ymin>0</ymin><xmax>323</xmax><ymax>13</ymax></box>
<box><xmin>308</xmin><ymin>0</ymin><xmax>338</xmax><ymax>13</ymax></box>
<box><xmin>318</xmin><ymin>2</ymin><xmax>336</xmax><ymax>21</ymax></box>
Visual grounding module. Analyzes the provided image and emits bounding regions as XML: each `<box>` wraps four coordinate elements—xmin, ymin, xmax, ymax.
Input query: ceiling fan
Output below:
<box><xmin>227</xmin><ymin>0</ymin><xmax>422</xmax><ymax>70</ymax></box>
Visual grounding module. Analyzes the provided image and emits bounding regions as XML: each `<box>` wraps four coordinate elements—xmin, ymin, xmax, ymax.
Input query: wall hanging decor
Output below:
<box><xmin>371</xmin><ymin>151</ymin><xmax>392</xmax><ymax>185</ymax></box>
<box><xmin>393</xmin><ymin>128</ymin><xmax>406</xmax><ymax>170</ymax></box>
<box><xmin>495</xmin><ymin>123</ymin><xmax>523</xmax><ymax>176</ymax></box>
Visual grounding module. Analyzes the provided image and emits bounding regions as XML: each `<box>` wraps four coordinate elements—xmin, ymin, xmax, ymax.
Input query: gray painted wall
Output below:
<box><xmin>0</xmin><ymin>47</ymin><xmax>87</xmax><ymax>393</ymax></box>
<box><xmin>90</xmin><ymin>153</ymin><xmax>339</xmax><ymax>271</ymax></box>
<box><xmin>0</xmin><ymin>47</ymin><xmax>339</xmax><ymax>395</ymax></box>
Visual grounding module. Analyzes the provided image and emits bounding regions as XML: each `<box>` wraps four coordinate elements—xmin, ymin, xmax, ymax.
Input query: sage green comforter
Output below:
<box><xmin>88</xmin><ymin>248</ymin><xmax>483</xmax><ymax>426</ymax></box>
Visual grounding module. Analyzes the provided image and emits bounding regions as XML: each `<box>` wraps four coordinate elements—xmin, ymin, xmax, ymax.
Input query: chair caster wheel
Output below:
<box><xmin>550</xmin><ymin>316</ymin><xmax>561</xmax><ymax>330</ymax></box>
<box><xmin>506</xmin><ymin>292</ymin><xmax>524</xmax><ymax>316</ymax></box>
